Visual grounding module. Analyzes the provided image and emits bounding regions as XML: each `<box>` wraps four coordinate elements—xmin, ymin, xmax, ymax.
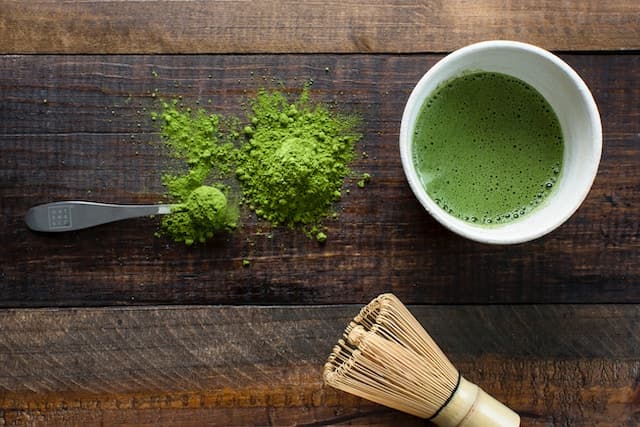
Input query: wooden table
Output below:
<box><xmin>1</xmin><ymin>2</ymin><xmax>639</xmax><ymax>425</ymax></box>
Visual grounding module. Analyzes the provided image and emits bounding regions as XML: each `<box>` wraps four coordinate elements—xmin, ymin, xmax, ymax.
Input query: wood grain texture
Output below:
<box><xmin>1</xmin><ymin>53</ymin><xmax>639</xmax><ymax>307</ymax></box>
<box><xmin>0</xmin><ymin>304</ymin><xmax>639</xmax><ymax>426</ymax></box>
<box><xmin>0</xmin><ymin>1</ymin><xmax>639</xmax><ymax>54</ymax></box>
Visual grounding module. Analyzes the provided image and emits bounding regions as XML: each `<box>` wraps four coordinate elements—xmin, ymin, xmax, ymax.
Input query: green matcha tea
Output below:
<box><xmin>412</xmin><ymin>72</ymin><xmax>563</xmax><ymax>225</ymax></box>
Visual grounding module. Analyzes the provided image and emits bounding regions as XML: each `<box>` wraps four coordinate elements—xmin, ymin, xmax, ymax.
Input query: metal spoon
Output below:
<box><xmin>25</xmin><ymin>201</ymin><xmax>174</xmax><ymax>232</ymax></box>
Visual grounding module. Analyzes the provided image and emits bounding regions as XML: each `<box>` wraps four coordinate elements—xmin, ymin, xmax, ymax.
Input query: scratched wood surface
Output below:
<box><xmin>1</xmin><ymin>54</ymin><xmax>639</xmax><ymax>306</ymax></box>
<box><xmin>1</xmin><ymin>0</ymin><xmax>639</xmax><ymax>54</ymax></box>
<box><xmin>2</xmin><ymin>0</ymin><xmax>640</xmax><ymax>425</ymax></box>
<box><xmin>1</xmin><ymin>305</ymin><xmax>639</xmax><ymax>426</ymax></box>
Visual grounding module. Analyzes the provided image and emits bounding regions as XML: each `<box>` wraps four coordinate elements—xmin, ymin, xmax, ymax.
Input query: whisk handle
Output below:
<box><xmin>431</xmin><ymin>376</ymin><xmax>520</xmax><ymax>427</ymax></box>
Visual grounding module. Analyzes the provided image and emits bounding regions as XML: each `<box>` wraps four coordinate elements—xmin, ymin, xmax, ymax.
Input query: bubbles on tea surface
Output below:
<box><xmin>412</xmin><ymin>71</ymin><xmax>563</xmax><ymax>227</ymax></box>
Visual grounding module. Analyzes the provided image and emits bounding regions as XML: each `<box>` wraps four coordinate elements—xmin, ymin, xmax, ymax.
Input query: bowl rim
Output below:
<box><xmin>399</xmin><ymin>40</ymin><xmax>603</xmax><ymax>244</ymax></box>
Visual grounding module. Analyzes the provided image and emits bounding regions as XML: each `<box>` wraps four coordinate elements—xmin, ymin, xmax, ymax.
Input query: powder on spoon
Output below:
<box><xmin>162</xmin><ymin>185</ymin><xmax>238</xmax><ymax>245</ymax></box>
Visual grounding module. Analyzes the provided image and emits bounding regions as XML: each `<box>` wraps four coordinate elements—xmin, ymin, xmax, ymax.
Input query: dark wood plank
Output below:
<box><xmin>1</xmin><ymin>54</ymin><xmax>639</xmax><ymax>306</ymax></box>
<box><xmin>0</xmin><ymin>407</ymin><xmax>422</xmax><ymax>427</ymax></box>
<box><xmin>0</xmin><ymin>305</ymin><xmax>639</xmax><ymax>426</ymax></box>
<box><xmin>0</xmin><ymin>1</ymin><xmax>639</xmax><ymax>54</ymax></box>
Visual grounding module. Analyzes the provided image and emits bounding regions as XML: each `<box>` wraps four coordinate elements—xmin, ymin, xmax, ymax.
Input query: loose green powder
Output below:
<box><xmin>155</xmin><ymin>101</ymin><xmax>239</xmax><ymax>244</ymax></box>
<box><xmin>154</xmin><ymin>86</ymin><xmax>363</xmax><ymax>244</ymax></box>
<box><xmin>236</xmin><ymin>87</ymin><xmax>361</xmax><ymax>237</ymax></box>
<box><xmin>154</xmin><ymin>100</ymin><xmax>237</xmax><ymax>198</ymax></box>
<box><xmin>357</xmin><ymin>173</ymin><xmax>371</xmax><ymax>188</ymax></box>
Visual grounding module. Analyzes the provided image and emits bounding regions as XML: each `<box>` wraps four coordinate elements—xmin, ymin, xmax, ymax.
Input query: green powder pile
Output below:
<box><xmin>154</xmin><ymin>100</ymin><xmax>237</xmax><ymax>198</ymax></box>
<box><xmin>153</xmin><ymin>86</ymin><xmax>363</xmax><ymax>244</ymax></box>
<box><xmin>153</xmin><ymin>101</ymin><xmax>239</xmax><ymax>244</ymax></box>
<box><xmin>236</xmin><ymin>87</ymin><xmax>361</xmax><ymax>237</ymax></box>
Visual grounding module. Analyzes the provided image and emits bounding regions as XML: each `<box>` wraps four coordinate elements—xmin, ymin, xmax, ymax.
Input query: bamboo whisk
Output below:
<box><xmin>323</xmin><ymin>294</ymin><xmax>520</xmax><ymax>427</ymax></box>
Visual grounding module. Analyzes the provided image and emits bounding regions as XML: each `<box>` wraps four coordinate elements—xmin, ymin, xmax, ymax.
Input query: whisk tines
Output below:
<box><xmin>323</xmin><ymin>293</ymin><xmax>520</xmax><ymax>427</ymax></box>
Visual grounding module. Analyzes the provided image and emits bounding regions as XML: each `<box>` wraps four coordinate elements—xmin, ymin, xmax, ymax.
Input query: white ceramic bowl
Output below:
<box><xmin>399</xmin><ymin>40</ymin><xmax>602</xmax><ymax>244</ymax></box>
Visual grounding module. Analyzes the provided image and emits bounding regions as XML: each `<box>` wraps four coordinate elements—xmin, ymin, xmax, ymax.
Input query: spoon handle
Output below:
<box><xmin>25</xmin><ymin>201</ymin><xmax>173</xmax><ymax>232</ymax></box>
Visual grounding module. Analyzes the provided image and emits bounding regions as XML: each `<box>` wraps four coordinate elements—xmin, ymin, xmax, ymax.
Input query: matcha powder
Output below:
<box><xmin>154</xmin><ymin>101</ymin><xmax>239</xmax><ymax>244</ymax></box>
<box><xmin>163</xmin><ymin>185</ymin><xmax>237</xmax><ymax>245</ymax></box>
<box><xmin>236</xmin><ymin>87</ymin><xmax>361</xmax><ymax>236</ymax></box>
<box><xmin>153</xmin><ymin>86</ymin><xmax>363</xmax><ymax>244</ymax></box>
